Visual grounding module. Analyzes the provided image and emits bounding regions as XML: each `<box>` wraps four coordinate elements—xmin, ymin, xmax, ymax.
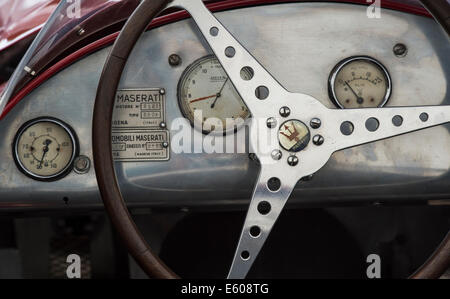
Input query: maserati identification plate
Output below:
<box><xmin>112</xmin><ymin>88</ymin><xmax>165</xmax><ymax>129</ymax></box>
<box><xmin>111</xmin><ymin>88</ymin><xmax>169</xmax><ymax>162</ymax></box>
<box><xmin>112</xmin><ymin>130</ymin><xmax>169</xmax><ymax>161</ymax></box>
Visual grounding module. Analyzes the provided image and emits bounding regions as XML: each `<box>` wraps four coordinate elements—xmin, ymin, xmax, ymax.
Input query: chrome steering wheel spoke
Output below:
<box><xmin>169</xmin><ymin>0</ymin><xmax>299</xmax><ymax>118</ymax></box>
<box><xmin>227</xmin><ymin>165</ymin><xmax>300</xmax><ymax>279</ymax></box>
<box><xmin>323</xmin><ymin>105</ymin><xmax>450</xmax><ymax>152</ymax></box>
<box><xmin>169</xmin><ymin>0</ymin><xmax>319</xmax><ymax>279</ymax></box>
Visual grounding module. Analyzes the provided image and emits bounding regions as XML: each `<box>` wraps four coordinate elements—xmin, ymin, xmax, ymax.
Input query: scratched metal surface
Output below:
<box><xmin>0</xmin><ymin>2</ymin><xmax>449</xmax><ymax>210</ymax></box>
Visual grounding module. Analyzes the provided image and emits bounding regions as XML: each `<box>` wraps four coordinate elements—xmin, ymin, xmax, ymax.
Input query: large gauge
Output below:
<box><xmin>13</xmin><ymin>118</ymin><xmax>77</xmax><ymax>181</ymax></box>
<box><xmin>178</xmin><ymin>55</ymin><xmax>250</xmax><ymax>134</ymax></box>
<box><xmin>328</xmin><ymin>56</ymin><xmax>392</xmax><ymax>109</ymax></box>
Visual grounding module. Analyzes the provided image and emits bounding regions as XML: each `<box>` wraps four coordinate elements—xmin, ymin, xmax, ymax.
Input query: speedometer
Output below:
<box><xmin>177</xmin><ymin>55</ymin><xmax>250</xmax><ymax>134</ymax></box>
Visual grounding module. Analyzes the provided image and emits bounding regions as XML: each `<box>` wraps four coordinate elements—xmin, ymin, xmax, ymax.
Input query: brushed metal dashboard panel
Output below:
<box><xmin>0</xmin><ymin>3</ymin><xmax>449</xmax><ymax>211</ymax></box>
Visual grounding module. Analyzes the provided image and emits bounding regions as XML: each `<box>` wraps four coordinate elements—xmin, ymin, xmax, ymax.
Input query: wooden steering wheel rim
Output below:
<box><xmin>93</xmin><ymin>0</ymin><xmax>450</xmax><ymax>279</ymax></box>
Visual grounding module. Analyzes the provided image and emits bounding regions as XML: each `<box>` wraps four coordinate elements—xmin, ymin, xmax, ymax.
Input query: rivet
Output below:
<box><xmin>287</xmin><ymin>155</ymin><xmax>298</xmax><ymax>166</ymax></box>
<box><xmin>279</xmin><ymin>106</ymin><xmax>291</xmax><ymax>118</ymax></box>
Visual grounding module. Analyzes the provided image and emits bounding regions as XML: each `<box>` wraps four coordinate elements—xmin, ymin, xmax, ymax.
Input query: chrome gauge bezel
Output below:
<box><xmin>328</xmin><ymin>56</ymin><xmax>392</xmax><ymax>109</ymax></box>
<box><xmin>177</xmin><ymin>54</ymin><xmax>250</xmax><ymax>135</ymax></box>
<box><xmin>13</xmin><ymin>117</ymin><xmax>78</xmax><ymax>181</ymax></box>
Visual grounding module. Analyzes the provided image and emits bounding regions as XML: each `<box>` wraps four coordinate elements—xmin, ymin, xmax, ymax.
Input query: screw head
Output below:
<box><xmin>266</xmin><ymin>117</ymin><xmax>277</xmax><ymax>129</ymax></box>
<box><xmin>271</xmin><ymin>149</ymin><xmax>282</xmax><ymax>161</ymax></box>
<box><xmin>73</xmin><ymin>156</ymin><xmax>90</xmax><ymax>174</ymax></box>
<box><xmin>24</xmin><ymin>66</ymin><xmax>36</xmax><ymax>76</ymax></box>
<box><xmin>168</xmin><ymin>54</ymin><xmax>182</xmax><ymax>66</ymax></box>
<box><xmin>162</xmin><ymin>142</ymin><xmax>169</xmax><ymax>148</ymax></box>
<box><xmin>279</xmin><ymin>106</ymin><xmax>291</xmax><ymax>118</ymax></box>
<box><xmin>77</xmin><ymin>28</ymin><xmax>85</xmax><ymax>36</ymax></box>
<box><xmin>159</xmin><ymin>88</ymin><xmax>166</xmax><ymax>95</ymax></box>
<box><xmin>312</xmin><ymin>134</ymin><xmax>324</xmax><ymax>146</ymax></box>
<box><xmin>160</xmin><ymin>122</ymin><xmax>167</xmax><ymax>129</ymax></box>
<box><xmin>393</xmin><ymin>43</ymin><xmax>407</xmax><ymax>57</ymax></box>
<box><xmin>310</xmin><ymin>118</ymin><xmax>321</xmax><ymax>129</ymax></box>
<box><xmin>287</xmin><ymin>155</ymin><xmax>299</xmax><ymax>166</ymax></box>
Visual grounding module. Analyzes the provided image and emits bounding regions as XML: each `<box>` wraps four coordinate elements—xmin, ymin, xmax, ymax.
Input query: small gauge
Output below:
<box><xmin>178</xmin><ymin>55</ymin><xmax>250</xmax><ymax>134</ymax></box>
<box><xmin>328</xmin><ymin>56</ymin><xmax>392</xmax><ymax>109</ymax></box>
<box><xmin>13</xmin><ymin>118</ymin><xmax>78</xmax><ymax>181</ymax></box>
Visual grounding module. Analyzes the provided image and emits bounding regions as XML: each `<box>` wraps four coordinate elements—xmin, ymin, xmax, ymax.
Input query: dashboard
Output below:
<box><xmin>0</xmin><ymin>2</ymin><xmax>449</xmax><ymax>211</ymax></box>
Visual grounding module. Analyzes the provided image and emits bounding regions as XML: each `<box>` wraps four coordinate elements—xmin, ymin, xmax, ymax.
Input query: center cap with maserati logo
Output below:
<box><xmin>278</xmin><ymin>120</ymin><xmax>311</xmax><ymax>152</ymax></box>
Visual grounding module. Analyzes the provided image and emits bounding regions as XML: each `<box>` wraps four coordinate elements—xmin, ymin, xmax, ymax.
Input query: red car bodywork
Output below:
<box><xmin>0</xmin><ymin>0</ymin><xmax>59</xmax><ymax>52</ymax></box>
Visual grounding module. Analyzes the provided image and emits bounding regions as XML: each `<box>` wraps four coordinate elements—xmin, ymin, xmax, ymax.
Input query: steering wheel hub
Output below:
<box><xmin>278</xmin><ymin>119</ymin><xmax>311</xmax><ymax>152</ymax></box>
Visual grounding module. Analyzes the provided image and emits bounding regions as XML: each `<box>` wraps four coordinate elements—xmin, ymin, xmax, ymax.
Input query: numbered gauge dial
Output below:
<box><xmin>178</xmin><ymin>55</ymin><xmax>250</xmax><ymax>134</ymax></box>
<box><xmin>14</xmin><ymin>118</ymin><xmax>77</xmax><ymax>181</ymax></box>
<box><xmin>329</xmin><ymin>56</ymin><xmax>392</xmax><ymax>109</ymax></box>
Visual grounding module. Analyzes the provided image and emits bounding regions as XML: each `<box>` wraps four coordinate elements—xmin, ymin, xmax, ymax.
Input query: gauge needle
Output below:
<box><xmin>189</xmin><ymin>94</ymin><xmax>217</xmax><ymax>104</ymax></box>
<box><xmin>211</xmin><ymin>78</ymin><xmax>229</xmax><ymax>108</ymax></box>
<box><xmin>38</xmin><ymin>139</ymin><xmax>52</xmax><ymax>169</ymax></box>
<box><xmin>345</xmin><ymin>81</ymin><xmax>364</xmax><ymax>104</ymax></box>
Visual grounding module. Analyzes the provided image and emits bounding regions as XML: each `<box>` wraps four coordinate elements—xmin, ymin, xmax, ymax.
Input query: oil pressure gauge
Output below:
<box><xmin>13</xmin><ymin>118</ymin><xmax>78</xmax><ymax>181</ymax></box>
<box><xmin>329</xmin><ymin>56</ymin><xmax>392</xmax><ymax>109</ymax></box>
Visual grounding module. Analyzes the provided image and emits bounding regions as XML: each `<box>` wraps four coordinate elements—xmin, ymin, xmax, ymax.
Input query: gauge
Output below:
<box><xmin>178</xmin><ymin>55</ymin><xmax>250</xmax><ymax>134</ymax></box>
<box><xmin>328</xmin><ymin>56</ymin><xmax>391</xmax><ymax>109</ymax></box>
<box><xmin>13</xmin><ymin>118</ymin><xmax>78</xmax><ymax>181</ymax></box>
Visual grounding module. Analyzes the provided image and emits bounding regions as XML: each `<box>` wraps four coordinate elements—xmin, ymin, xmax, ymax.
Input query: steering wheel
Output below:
<box><xmin>93</xmin><ymin>0</ymin><xmax>450</xmax><ymax>279</ymax></box>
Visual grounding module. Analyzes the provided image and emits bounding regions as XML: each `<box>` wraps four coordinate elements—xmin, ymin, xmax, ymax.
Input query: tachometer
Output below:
<box><xmin>178</xmin><ymin>55</ymin><xmax>250</xmax><ymax>134</ymax></box>
<box><xmin>13</xmin><ymin>118</ymin><xmax>77</xmax><ymax>181</ymax></box>
<box><xmin>328</xmin><ymin>56</ymin><xmax>392</xmax><ymax>109</ymax></box>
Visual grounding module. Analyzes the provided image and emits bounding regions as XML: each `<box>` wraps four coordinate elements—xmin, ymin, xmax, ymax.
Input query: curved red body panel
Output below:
<box><xmin>0</xmin><ymin>0</ymin><xmax>59</xmax><ymax>52</ymax></box>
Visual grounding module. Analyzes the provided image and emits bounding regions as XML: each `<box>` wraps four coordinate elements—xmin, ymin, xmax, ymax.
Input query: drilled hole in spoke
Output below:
<box><xmin>249</xmin><ymin>226</ymin><xmax>261</xmax><ymax>238</ymax></box>
<box><xmin>392</xmin><ymin>115</ymin><xmax>403</xmax><ymax>127</ymax></box>
<box><xmin>225</xmin><ymin>46</ymin><xmax>235</xmax><ymax>58</ymax></box>
<box><xmin>210</xmin><ymin>27</ymin><xmax>219</xmax><ymax>36</ymax></box>
<box><xmin>420</xmin><ymin>112</ymin><xmax>429</xmax><ymax>122</ymax></box>
<box><xmin>241</xmin><ymin>250</ymin><xmax>250</xmax><ymax>260</ymax></box>
<box><xmin>240</xmin><ymin>66</ymin><xmax>254</xmax><ymax>81</ymax></box>
<box><xmin>365</xmin><ymin>117</ymin><xmax>379</xmax><ymax>132</ymax></box>
<box><xmin>340</xmin><ymin>121</ymin><xmax>354</xmax><ymax>136</ymax></box>
<box><xmin>257</xmin><ymin>201</ymin><xmax>271</xmax><ymax>215</ymax></box>
<box><xmin>255</xmin><ymin>86</ymin><xmax>269</xmax><ymax>100</ymax></box>
<box><xmin>267</xmin><ymin>177</ymin><xmax>281</xmax><ymax>192</ymax></box>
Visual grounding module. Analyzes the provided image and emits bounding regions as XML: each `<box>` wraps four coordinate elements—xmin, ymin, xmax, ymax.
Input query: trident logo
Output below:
<box><xmin>278</xmin><ymin>120</ymin><xmax>311</xmax><ymax>152</ymax></box>
<box><xmin>280</xmin><ymin>123</ymin><xmax>300</xmax><ymax>142</ymax></box>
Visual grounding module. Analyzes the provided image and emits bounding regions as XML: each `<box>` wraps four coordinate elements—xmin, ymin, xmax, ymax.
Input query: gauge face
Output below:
<box><xmin>14</xmin><ymin>118</ymin><xmax>77</xmax><ymax>181</ymax></box>
<box><xmin>329</xmin><ymin>56</ymin><xmax>391</xmax><ymax>109</ymax></box>
<box><xmin>178</xmin><ymin>55</ymin><xmax>250</xmax><ymax>134</ymax></box>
